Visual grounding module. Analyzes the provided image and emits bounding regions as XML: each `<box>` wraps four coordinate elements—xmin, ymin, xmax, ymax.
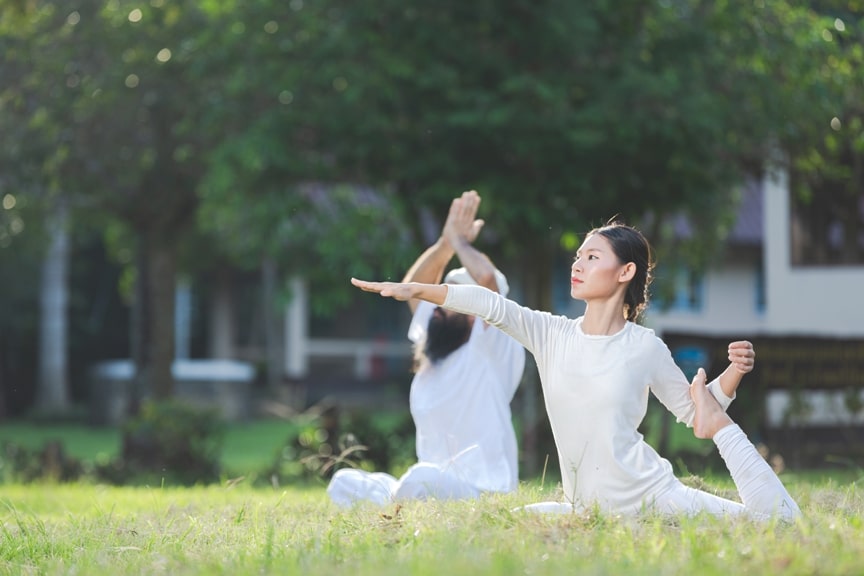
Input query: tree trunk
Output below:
<box><xmin>0</xmin><ymin>334</ymin><xmax>6</xmax><ymax>420</ymax></box>
<box><xmin>36</xmin><ymin>201</ymin><xmax>69</xmax><ymax>413</ymax></box>
<box><xmin>518</xmin><ymin>236</ymin><xmax>555</xmax><ymax>478</ymax></box>
<box><xmin>129</xmin><ymin>242</ymin><xmax>150</xmax><ymax>417</ymax></box>
<box><xmin>262</xmin><ymin>257</ymin><xmax>282</xmax><ymax>393</ymax></box>
<box><xmin>148</xmin><ymin>237</ymin><xmax>177</xmax><ymax>400</ymax></box>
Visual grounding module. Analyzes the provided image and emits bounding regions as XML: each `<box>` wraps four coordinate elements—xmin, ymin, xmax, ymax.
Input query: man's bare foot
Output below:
<box><xmin>690</xmin><ymin>368</ymin><xmax>734</xmax><ymax>439</ymax></box>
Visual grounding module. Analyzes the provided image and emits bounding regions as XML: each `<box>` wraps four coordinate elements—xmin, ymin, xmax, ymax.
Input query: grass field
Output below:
<box><xmin>0</xmin><ymin>409</ymin><xmax>704</xmax><ymax>480</ymax></box>
<box><xmin>2</xmin><ymin>419</ymin><xmax>864</xmax><ymax>574</ymax></box>
<box><xmin>1</xmin><ymin>476</ymin><xmax>863</xmax><ymax>576</ymax></box>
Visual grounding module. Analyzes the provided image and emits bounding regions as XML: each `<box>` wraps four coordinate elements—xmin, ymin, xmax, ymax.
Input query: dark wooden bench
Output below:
<box><xmin>664</xmin><ymin>333</ymin><xmax>864</xmax><ymax>470</ymax></box>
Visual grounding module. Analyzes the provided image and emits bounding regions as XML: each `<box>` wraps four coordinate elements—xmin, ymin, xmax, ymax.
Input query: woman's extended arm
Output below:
<box><xmin>353</xmin><ymin>279</ymin><xmax>554</xmax><ymax>358</ymax></box>
<box><xmin>649</xmin><ymin>338</ymin><xmax>735</xmax><ymax>428</ymax></box>
<box><xmin>351</xmin><ymin>278</ymin><xmax>448</xmax><ymax>305</ymax></box>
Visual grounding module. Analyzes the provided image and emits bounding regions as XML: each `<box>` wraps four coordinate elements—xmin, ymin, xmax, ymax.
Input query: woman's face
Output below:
<box><xmin>570</xmin><ymin>233</ymin><xmax>630</xmax><ymax>301</ymax></box>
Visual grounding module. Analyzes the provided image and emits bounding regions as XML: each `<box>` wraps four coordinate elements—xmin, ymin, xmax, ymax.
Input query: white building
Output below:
<box><xmin>646</xmin><ymin>167</ymin><xmax>864</xmax><ymax>467</ymax></box>
<box><xmin>649</xmin><ymin>167</ymin><xmax>864</xmax><ymax>339</ymax></box>
<box><xmin>284</xmin><ymin>167</ymin><xmax>864</xmax><ymax>390</ymax></box>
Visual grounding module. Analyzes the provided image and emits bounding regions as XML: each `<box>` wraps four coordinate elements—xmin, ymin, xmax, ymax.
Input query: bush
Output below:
<box><xmin>0</xmin><ymin>440</ymin><xmax>84</xmax><ymax>483</ymax></box>
<box><xmin>263</xmin><ymin>407</ymin><xmax>416</xmax><ymax>486</ymax></box>
<box><xmin>97</xmin><ymin>399</ymin><xmax>225</xmax><ymax>486</ymax></box>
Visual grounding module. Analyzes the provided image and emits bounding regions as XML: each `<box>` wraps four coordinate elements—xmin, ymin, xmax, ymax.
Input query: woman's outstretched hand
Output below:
<box><xmin>350</xmin><ymin>278</ymin><xmax>412</xmax><ymax>300</ymax></box>
<box><xmin>351</xmin><ymin>278</ymin><xmax>448</xmax><ymax>305</ymax></box>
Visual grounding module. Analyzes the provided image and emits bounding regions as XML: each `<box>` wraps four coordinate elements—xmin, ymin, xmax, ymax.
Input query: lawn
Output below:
<box><xmin>2</xmin><ymin>415</ymin><xmax>860</xmax><ymax>484</ymax></box>
<box><xmin>1</xmin><ymin>477</ymin><xmax>863</xmax><ymax>575</ymax></box>
<box><xmin>2</xmin><ymin>418</ymin><xmax>864</xmax><ymax>574</ymax></box>
<box><xmin>0</xmin><ymin>419</ymin><xmax>297</xmax><ymax>476</ymax></box>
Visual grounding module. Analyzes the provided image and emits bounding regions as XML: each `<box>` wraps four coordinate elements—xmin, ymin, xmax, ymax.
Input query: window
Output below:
<box><xmin>754</xmin><ymin>263</ymin><xmax>766</xmax><ymax>314</ymax></box>
<box><xmin>790</xmin><ymin>190</ymin><xmax>864</xmax><ymax>266</ymax></box>
<box><xmin>654</xmin><ymin>266</ymin><xmax>704</xmax><ymax>313</ymax></box>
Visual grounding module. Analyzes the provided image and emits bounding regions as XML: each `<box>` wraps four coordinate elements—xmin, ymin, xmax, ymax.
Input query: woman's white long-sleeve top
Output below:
<box><xmin>444</xmin><ymin>284</ymin><xmax>734</xmax><ymax>513</ymax></box>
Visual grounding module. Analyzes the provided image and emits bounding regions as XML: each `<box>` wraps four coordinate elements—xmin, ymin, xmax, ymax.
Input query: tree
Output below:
<box><xmin>0</xmin><ymin>187</ymin><xmax>43</xmax><ymax>418</ymax></box>
<box><xmin>4</xmin><ymin>0</ymin><xmax>856</xmax><ymax>423</ymax></box>
<box><xmin>193</xmin><ymin>1</ymin><xmax>417</xmax><ymax>311</ymax></box>
<box><xmin>0</xmin><ymin>0</ymin><xmax>222</xmax><ymax>406</ymax></box>
<box><xmin>0</xmin><ymin>5</ymin><xmax>69</xmax><ymax>414</ymax></box>
<box><xmin>247</xmin><ymin>0</ymin><xmax>840</xmax><ymax>301</ymax></box>
<box><xmin>783</xmin><ymin>6</ymin><xmax>864</xmax><ymax>265</ymax></box>
<box><xmin>262</xmin><ymin>0</ymin><xmax>850</xmax><ymax>474</ymax></box>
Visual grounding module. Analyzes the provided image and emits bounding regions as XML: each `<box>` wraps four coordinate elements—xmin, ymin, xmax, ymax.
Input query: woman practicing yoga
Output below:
<box><xmin>351</xmin><ymin>217</ymin><xmax>800</xmax><ymax>520</ymax></box>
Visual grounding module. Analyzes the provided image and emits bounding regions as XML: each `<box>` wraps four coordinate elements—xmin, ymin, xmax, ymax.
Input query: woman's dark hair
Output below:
<box><xmin>589</xmin><ymin>221</ymin><xmax>654</xmax><ymax>323</ymax></box>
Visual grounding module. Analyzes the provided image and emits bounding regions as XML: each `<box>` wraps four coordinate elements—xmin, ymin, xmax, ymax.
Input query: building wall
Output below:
<box><xmin>649</xmin><ymin>167</ymin><xmax>864</xmax><ymax>339</ymax></box>
<box><xmin>647</xmin><ymin>262</ymin><xmax>764</xmax><ymax>336</ymax></box>
<box><xmin>644</xmin><ymin>170</ymin><xmax>864</xmax><ymax>444</ymax></box>
<box><xmin>284</xmin><ymin>167</ymin><xmax>864</xmax><ymax>383</ymax></box>
<box><xmin>763</xmin><ymin>168</ymin><xmax>864</xmax><ymax>337</ymax></box>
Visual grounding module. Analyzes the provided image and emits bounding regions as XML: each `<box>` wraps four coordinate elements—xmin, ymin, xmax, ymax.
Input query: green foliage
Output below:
<box><xmin>0</xmin><ymin>0</ymin><xmax>231</xmax><ymax>402</ymax></box>
<box><xmin>784</xmin><ymin>9</ymin><xmax>864</xmax><ymax>264</ymax></box>
<box><xmin>0</xmin><ymin>440</ymin><xmax>84</xmax><ymax>483</ymax></box>
<box><xmin>4</xmin><ymin>0</ymin><xmax>861</xmax><ymax>298</ymax></box>
<box><xmin>107</xmin><ymin>399</ymin><xmax>226</xmax><ymax>486</ymax></box>
<box><xmin>0</xmin><ymin>192</ymin><xmax>42</xmax><ymax>335</ymax></box>
<box><xmin>0</xmin><ymin>190</ymin><xmax>44</xmax><ymax>410</ymax></box>
<box><xmin>3</xmin><ymin>0</ymin><xmax>864</xmax><ymax>429</ymax></box>
<box><xmin>293</xmin><ymin>2</ymin><xmax>797</xmax><ymax>234</ymax></box>
<box><xmin>197</xmin><ymin>182</ymin><xmax>415</xmax><ymax>314</ymax></box>
<box><xmin>0</xmin><ymin>418</ymin><xmax>302</xmax><ymax>484</ymax></box>
<box><xmin>194</xmin><ymin>0</ymin><xmax>859</xmax><ymax>306</ymax></box>
<box><xmin>0</xmin><ymin>412</ymin><xmax>417</xmax><ymax>487</ymax></box>
<box><xmin>264</xmin><ymin>409</ymin><xmax>415</xmax><ymax>485</ymax></box>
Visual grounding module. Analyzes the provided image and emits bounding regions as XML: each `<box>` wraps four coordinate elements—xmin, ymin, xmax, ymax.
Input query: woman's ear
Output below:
<box><xmin>619</xmin><ymin>262</ymin><xmax>637</xmax><ymax>283</ymax></box>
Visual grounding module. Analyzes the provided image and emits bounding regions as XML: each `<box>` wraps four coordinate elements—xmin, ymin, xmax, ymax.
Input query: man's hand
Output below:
<box><xmin>728</xmin><ymin>341</ymin><xmax>755</xmax><ymax>374</ymax></box>
<box><xmin>443</xmin><ymin>190</ymin><xmax>485</xmax><ymax>247</ymax></box>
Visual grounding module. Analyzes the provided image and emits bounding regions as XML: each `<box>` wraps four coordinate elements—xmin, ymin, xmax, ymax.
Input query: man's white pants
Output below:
<box><xmin>328</xmin><ymin>462</ymin><xmax>481</xmax><ymax>508</ymax></box>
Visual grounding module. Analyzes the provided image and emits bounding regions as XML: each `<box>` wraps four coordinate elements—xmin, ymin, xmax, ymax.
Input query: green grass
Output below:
<box><xmin>2</xmin><ymin>419</ymin><xmax>863</xmax><ymax>574</ymax></box>
<box><xmin>0</xmin><ymin>419</ymin><xmax>297</xmax><ymax>475</ymax></box>
<box><xmin>0</xmin><ymin>478</ymin><xmax>862</xmax><ymax>575</ymax></box>
<box><xmin>0</xmin><ymin>422</ymin><xmax>120</xmax><ymax>462</ymax></box>
<box><xmin>219</xmin><ymin>420</ymin><xmax>300</xmax><ymax>474</ymax></box>
<box><xmin>3</xmin><ymin>416</ymin><xmax>862</xmax><ymax>484</ymax></box>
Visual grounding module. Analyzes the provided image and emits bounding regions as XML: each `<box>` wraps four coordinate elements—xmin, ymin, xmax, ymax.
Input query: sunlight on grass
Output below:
<box><xmin>220</xmin><ymin>419</ymin><xmax>300</xmax><ymax>475</ymax></box>
<box><xmin>0</xmin><ymin>422</ymin><xmax>120</xmax><ymax>461</ymax></box>
<box><xmin>0</xmin><ymin>479</ymin><xmax>862</xmax><ymax>575</ymax></box>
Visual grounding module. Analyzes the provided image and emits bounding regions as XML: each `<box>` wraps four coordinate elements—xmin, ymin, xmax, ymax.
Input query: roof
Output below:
<box><xmin>670</xmin><ymin>180</ymin><xmax>763</xmax><ymax>246</ymax></box>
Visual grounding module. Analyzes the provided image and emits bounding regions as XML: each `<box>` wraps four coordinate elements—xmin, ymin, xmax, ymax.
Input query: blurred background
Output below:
<box><xmin>0</xmin><ymin>0</ymin><xmax>862</xmax><ymax>484</ymax></box>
